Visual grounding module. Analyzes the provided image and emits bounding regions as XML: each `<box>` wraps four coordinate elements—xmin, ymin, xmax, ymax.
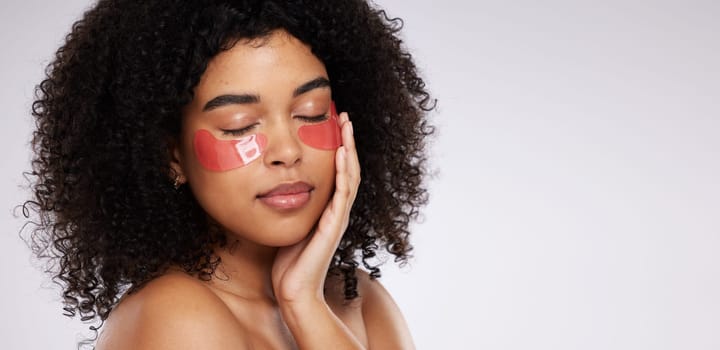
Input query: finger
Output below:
<box><xmin>272</xmin><ymin>231</ymin><xmax>313</xmax><ymax>281</ymax></box>
<box><xmin>287</xmin><ymin>113</ymin><xmax>358</xmax><ymax>272</ymax></box>
<box><xmin>339</xmin><ymin>112</ymin><xmax>360</xmax><ymax>197</ymax></box>
<box><xmin>324</xmin><ymin>145</ymin><xmax>352</xmax><ymax>241</ymax></box>
<box><xmin>311</xmin><ymin>118</ymin><xmax>358</xmax><ymax>245</ymax></box>
<box><xmin>294</xmin><ymin>146</ymin><xmax>350</xmax><ymax>272</ymax></box>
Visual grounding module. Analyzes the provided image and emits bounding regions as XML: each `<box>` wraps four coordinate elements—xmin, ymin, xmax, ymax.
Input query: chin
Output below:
<box><xmin>258</xmin><ymin>227</ymin><xmax>313</xmax><ymax>247</ymax></box>
<box><xmin>231</xmin><ymin>217</ymin><xmax>317</xmax><ymax>247</ymax></box>
<box><xmin>217</xmin><ymin>200</ymin><xmax>328</xmax><ymax>248</ymax></box>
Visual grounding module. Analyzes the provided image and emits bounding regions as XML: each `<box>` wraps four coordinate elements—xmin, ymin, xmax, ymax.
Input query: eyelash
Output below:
<box><xmin>296</xmin><ymin>113</ymin><xmax>329</xmax><ymax>123</ymax></box>
<box><xmin>221</xmin><ymin>124</ymin><xmax>257</xmax><ymax>136</ymax></box>
<box><xmin>220</xmin><ymin>114</ymin><xmax>328</xmax><ymax>136</ymax></box>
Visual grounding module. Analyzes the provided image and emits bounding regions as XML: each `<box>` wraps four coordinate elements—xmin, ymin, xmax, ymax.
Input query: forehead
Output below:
<box><xmin>192</xmin><ymin>30</ymin><xmax>328</xmax><ymax>102</ymax></box>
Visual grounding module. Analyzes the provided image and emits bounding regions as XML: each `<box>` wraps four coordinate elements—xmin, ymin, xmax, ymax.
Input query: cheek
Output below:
<box><xmin>193</xmin><ymin>130</ymin><xmax>268</xmax><ymax>172</ymax></box>
<box><xmin>297</xmin><ymin>102</ymin><xmax>342</xmax><ymax>150</ymax></box>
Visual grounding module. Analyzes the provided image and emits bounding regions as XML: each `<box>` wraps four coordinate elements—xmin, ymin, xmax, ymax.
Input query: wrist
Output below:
<box><xmin>278</xmin><ymin>295</ymin><xmax>328</xmax><ymax>325</ymax></box>
<box><xmin>279</xmin><ymin>298</ymin><xmax>365</xmax><ymax>349</ymax></box>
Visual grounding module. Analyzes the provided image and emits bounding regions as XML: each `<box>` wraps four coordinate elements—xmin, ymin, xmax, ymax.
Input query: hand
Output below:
<box><xmin>271</xmin><ymin>111</ymin><xmax>360</xmax><ymax>305</ymax></box>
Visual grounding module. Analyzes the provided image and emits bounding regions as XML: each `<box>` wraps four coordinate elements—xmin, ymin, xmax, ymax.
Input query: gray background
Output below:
<box><xmin>2</xmin><ymin>0</ymin><xmax>719</xmax><ymax>349</ymax></box>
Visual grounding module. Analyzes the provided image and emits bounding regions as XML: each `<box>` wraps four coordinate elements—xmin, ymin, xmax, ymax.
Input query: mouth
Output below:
<box><xmin>257</xmin><ymin>181</ymin><xmax>314</xmax><ymax>210</ymax></box>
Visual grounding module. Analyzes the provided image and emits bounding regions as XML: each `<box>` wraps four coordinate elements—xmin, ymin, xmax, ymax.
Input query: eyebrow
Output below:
<box><xmin>293</xmin><ymin>77</ymin><xmax>331</xmax><ymax>97</ymax></box>
<box><xmin>202</xmin><ymin>76</ymin><xmax>331</xmax><ymax>112</ymax></box>
<box><xmin>203</xmin><ymin>94</ymin><xmax>259</xmax><ymax>111</ymax></box>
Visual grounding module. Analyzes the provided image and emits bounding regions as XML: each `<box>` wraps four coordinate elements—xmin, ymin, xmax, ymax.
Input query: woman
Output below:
<box><xmin>24</xmin><ymin>0</ymin><xmax>434</xmax><ymax>348</ymax></box>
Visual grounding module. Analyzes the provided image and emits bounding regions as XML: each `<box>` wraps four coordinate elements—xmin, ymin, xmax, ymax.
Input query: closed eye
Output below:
<box><xmin>296</xmin><ymin>114</ymin><xmax>329</xmax><ymax>123</ymax></box>
<box><xmin>221</xmin><ymin>123</ymin><xmax>258</xmax><ymax>136</ymax></box>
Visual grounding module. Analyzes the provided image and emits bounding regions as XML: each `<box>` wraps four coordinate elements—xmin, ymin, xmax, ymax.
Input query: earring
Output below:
<box><xmin>173</xmin><ymin>175</ymin><xmax>182</xmax><ymax>189</ymax></box>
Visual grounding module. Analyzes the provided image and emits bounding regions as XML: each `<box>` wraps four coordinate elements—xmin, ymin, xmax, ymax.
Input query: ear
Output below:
<box><xmin>167</xmin><ymin>136</ymin><xmax>187</xmax><ymax>187</ymax></box>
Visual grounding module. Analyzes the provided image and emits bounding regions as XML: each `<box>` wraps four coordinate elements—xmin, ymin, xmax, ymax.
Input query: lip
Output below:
<box><xmin>257</xmin><ymin>181</ymin><xmax>314</xmax><ymax>210</ymax></box>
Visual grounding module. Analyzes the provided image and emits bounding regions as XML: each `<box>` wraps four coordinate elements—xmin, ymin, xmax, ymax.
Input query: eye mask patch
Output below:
<box><xmin>193</xmin><ymin>102</ymin><xmax>343</xmax><ymax>172</ymax></box>
<box><xmin>297</xmin><ymin>101</ymin><xmax>342</xmax><ymax>150</ymax></box>
<box><xmin>194</xmin><ymin>131</ymin><xmax>268</xmax><ymax>172</ymax></box>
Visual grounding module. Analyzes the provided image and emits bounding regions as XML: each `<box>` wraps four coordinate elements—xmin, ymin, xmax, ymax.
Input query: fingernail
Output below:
<box><xmin>348</xmin><ymin>121</ymin><xmax>353</xmax><ymax>135</ymax></box>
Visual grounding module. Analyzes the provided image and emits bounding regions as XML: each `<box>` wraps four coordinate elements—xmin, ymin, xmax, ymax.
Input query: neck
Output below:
<box><xmin>209</xmin><ymin>237</ymin><xmax>278</xmax><ymax>301</ymax></box>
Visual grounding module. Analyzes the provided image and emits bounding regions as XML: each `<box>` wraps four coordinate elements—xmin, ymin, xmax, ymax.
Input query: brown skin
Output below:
<box><xmin>95</xmin><ymin>31</ymin><xmax>414</xmax><ymax>349</ymax></box>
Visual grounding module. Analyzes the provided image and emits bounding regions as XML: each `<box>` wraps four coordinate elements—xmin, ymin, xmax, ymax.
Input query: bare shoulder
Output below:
<box><xmin>326</xmin><ymin>269</ymin><xmax>415</xmax><ymax>349</ymax></box>
<box><xmin>96</xmin><ymin>272</ymin><xmax>249</xmax><ymax>350</ymax></box>
<box><xmin>356</xmin><ymin>270</ymin><xmax>416</xmax><ymax>349</ymax></box>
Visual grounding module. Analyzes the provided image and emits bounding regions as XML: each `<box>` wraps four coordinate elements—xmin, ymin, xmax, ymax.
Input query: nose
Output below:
<box><xmin>262</xmin><ymin>121</ymin><xmax>302</xmax><ymax>168</ymax></box>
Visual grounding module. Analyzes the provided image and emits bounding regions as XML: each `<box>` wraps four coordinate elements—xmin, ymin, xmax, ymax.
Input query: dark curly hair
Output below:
<box><xmin>23</xmin><ymin>0</ymin><xmax>434</xmax><ymax>329</ymax></box>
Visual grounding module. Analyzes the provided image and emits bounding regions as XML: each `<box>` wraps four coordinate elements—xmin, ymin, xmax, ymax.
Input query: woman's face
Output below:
<box><xmin>173</xmin><ymin>30</ymin><xmax>337</xmax><ymax>247</ymax></box>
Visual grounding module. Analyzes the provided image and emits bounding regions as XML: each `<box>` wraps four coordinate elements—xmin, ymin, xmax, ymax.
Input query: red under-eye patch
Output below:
<box><xmin>298</xmin><ymin>102</ymin><xmax>342</xmax><ymax>150</ymax></box>
<box><xmin>193</xmin><ymin>131</ymin><xmax>268</xmax><ymax>172</ymax></box>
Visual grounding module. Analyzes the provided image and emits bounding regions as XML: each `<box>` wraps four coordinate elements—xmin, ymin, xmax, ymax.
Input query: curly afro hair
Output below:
<box><xmin>23</xmin><ymin>0</ymin><xmax>435</xmax><ymax>327</ymax></box>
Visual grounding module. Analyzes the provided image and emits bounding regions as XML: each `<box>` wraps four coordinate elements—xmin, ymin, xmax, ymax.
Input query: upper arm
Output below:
<box><xmin>359</xmin><ymin>271</ymin><xmax>416</xmax><ymax>350</ymax></box>
<box><xmin>97</xmin><ymin>274</ymin><xmax>250</xmax><ymax>350</ymax></box>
